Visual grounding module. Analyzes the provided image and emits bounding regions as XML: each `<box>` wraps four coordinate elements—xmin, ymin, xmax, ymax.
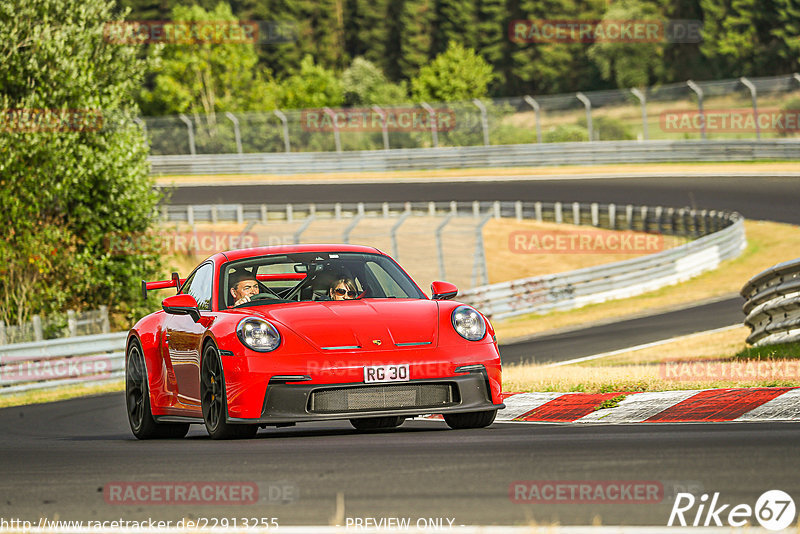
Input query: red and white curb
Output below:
<box><xmin>421</xmin><ymin>387</ymin><xmax>800</xmax><ymax>423</ymax></box>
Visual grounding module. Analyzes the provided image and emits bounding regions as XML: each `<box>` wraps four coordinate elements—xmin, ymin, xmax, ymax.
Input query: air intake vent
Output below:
<box><xmin>309</xmin><ymin>383</ymin><xmax>455</xmax><ymax>414</ymax></box>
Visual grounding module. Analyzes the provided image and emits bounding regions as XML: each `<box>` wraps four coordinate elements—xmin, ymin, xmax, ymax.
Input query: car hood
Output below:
<box><xmin>257</xmin><ymin>299</ymin><xmax>438</xmax><ymax>351</ymax></box>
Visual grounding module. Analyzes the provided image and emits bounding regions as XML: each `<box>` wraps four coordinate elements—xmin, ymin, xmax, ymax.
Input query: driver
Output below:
<box><xmin>229</xmin><ymin>269</ymin><xmax>259</xmax><ymax>306</ymax></box>
<box><xmin>329</xmin><ymin>277</ymin><xmax>357</xmax><ymax>300</ymax></box>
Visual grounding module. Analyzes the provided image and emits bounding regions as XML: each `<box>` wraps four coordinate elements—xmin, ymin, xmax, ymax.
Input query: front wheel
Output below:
<box><xmin>443</xmin><ymin>410</ymin><xmax>497</xmax><ymax>429</ymax></box>
<box><xmin>126</xmin><ymin>341</ymin><xmax>189</xmax><ymax>439</ymax></box>
<box><xmin>350</xmin><ymin>416</ymin><xmax>404</xmax><ymax>430</ymax></box>
<box><xmin>200</xmin><ymin>344</ymin><xmax>258</xmax><ymax>440</ymax></box>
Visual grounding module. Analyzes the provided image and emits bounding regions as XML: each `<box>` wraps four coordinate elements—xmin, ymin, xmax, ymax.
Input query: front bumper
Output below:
<box><xmin>228</xmin><ymin>372</ymin><xmax>504</xmax><ymax>424</ymax></box>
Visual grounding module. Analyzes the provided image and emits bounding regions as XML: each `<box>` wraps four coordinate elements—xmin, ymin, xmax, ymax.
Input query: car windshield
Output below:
<box><xmin>221</xmin><ymin>251</ymin><xmax>426</xmax><ymax>308</ymax></box>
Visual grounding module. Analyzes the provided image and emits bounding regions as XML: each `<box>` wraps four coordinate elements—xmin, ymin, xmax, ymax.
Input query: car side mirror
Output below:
<box><xmin>162</xmin><ymin>294</ymin><xmax>201</xmax><ymax>322</ymax></box>
<box><xmin>431</xmin><ymin>281</ymin><xmax>458</xmax><ymax>300</ymax></box>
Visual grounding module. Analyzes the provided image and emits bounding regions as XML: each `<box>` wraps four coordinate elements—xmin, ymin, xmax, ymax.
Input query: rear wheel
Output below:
<box><xmin>349</xmin><ymin>416</ymin><xmax>405</xmax><ymax>431</ymax></box>
<box><xmin>126</xmin><ymin>341</ymin><xmax>189</xmax><ymax>439</ymax></box>
<box><xmin>443</xmin><ymin>410</ymin><xmax>497</xmax><ymax>430</ymax></box>
<box><xmin>201</xmin><ymin>344</ymin><xmax>258</xmax><ymax>440</ymax></box>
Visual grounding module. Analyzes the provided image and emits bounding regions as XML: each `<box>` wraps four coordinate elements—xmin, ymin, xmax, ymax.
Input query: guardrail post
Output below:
<box><xmin>687</xmin><ymin>80</ymin><xmax>706</xmax><ymax>140</ymax></box>
<box><xmin>372</xmin><ymin>106</ymin><xmax>390</xmax><ymax>149</ymax></box>
<box><xmin>572</xmin><ymin>202</ymin><xmax>581</xmax><ymax>225</ymax></box>
<box><xmin>211</xmin><ymin>205</ymin><xmax>218</xmax><ymax>224</ymax></box>
<box><xmin>435</xmin><ymin>214</ymin><xmax>455</xmax><ymax>280</ymax></box>
<box><xmin>450</xmin><ymin>201</ymin><xmax>458</xmax><ymax>215</ymax></box>
<box><xmin>324</xmin><ymin>107</ymin><xmax>342</xmax><ymax>153</ymax></box>
<box><xmin>428</xmin><ymin>202</ymin><xmax>436</xmax><ymax>216</ymax></box>
<box><xmin>535</xmin><ymin>202</ymin><xmax>542</xmax><ymax>222</ymax></box>
<box><xmin>608</xmin><ymin>203</ymin><xmax>616</xmax><ymax>229</ymax></box>
<box><xmin>554</xmin><ymin>202</ymin><xmax>563</xmax><ymax>224</ymax></box>
<box><xmin>591</xmin><ymin>203</ymin><xmax>599</xmax><ymax>226</ymax></box>
<box><xmin>391</xmin><ymin>211</ymin><xmax>411</xmax><ymax>259</ymax></box>
<box><xmin>100</xmin><ymin>306</ymin><xmax>110</xmax><ymax>333</ymax></box>
<box><xmin>515</xmin><ymin>201</ymin><xmax>523</xmax><ymax>222</ymax></box>
<box><xmin>576</xmin><ymin>92</ymin><xmax>593</xmax><ymax>141</ymax></box>
<box><xmin>654</xmin><ymin>206</ymin><xmax>663</xmax><ymax>233</ymax></box>
<box><xmin>420</xmin><ymin>102</ymin><xmax>439</xmax><ymax>148</ymax></box>
<box><xmin>286</xmin><ymin>204</ymin><xmax>293</xmax><ymax>223</ymax></box>
<box><xmin>236</xmin><ymin>205</ymin><xmax>244</xmax><ymax>224</ymax></box>
<box><xmin>493</xmin><ymin>201</ymin><xmax>501</xmax><ymax>219</ymax></box>
<box><xmin>472</xmin><ymin>213</ymin><xmax>492</xmax><ymax>287</ymax></box>
<box><xmin>334</xmin><ymin>203</ymin><xmax>342</xmax><ymax>220</ymax></box>
<box><xmin>629</xmin><ymin>88</ymin><xmax>648</xmax><ymax>140</ymax></box>
<box><xmin>523</xmin><ymin>96</ymin><xmax>542</xmax><ymax>143</ymax></box>
<box><xmin>472</xmin><ymin>201</ymin><xmax>480</xmax><ymax>219</ymax></box>
<box><xmin>640</xmin><ymin>206</ymin><xmax>648</xmax><ymax>232</ymax></box>
<box><xmin>273</xmin><ymin>110</ymin><xmax>291</xmax><ymax>152</ymax></box>
<box><xmin>67</xmin><ymin>310</ymin><xmax>77</xmax><ymax>337</ymax></box>
<box><xmin>667</xmin><ymin>207</ymin><xmax>675</xmax><ymax>234</ymax></box>
<box><xmin>260</xmin><ymin>204</ymin><xmax>268</xmax><ymax>223</ymax></box>
<box><xmin>177</xmin><ymin>114</ymin><xmax>196</xmax><ymax>155</ymax></box>
<box><xmin>224</xmin><ymin>112</ymin><xmax>243</xmax><ymax>154</ymax></box>
<box><xmin>32</xmin><ymin>315</ymin><xmax>43</xmax><ymax>341</ymax></box>
<box><xmin>739</xmin><ymin>77</ymin><xmax>760</xmax><ymax>140</ymax></box>
<box><xmin>0</xmin><ymin>321</ymin><xmax>5</xmax><ymax>345</ymax></box>
<box><xmin>626</xmin><ymin>204</ymin><xmax>634</xmax><ymax>230</ymax></box>
<box><xmin>382</xmin><ymin>202</ymin><xmax>389</xmax><ymax>218</ymax></box>
<box><xmin>700</xmin><ymin>209</ymin><xmax>708</xmax><ymax>235</ymax></box>
<box><xmin>187</xmin><ymin>205</ymin><xmax>194</xmax><ymax>225</ymax></box>
<box><xmin>473</xmin><ymin>99</ymin><xmax>490</xmax><ymax>146</ymax></box>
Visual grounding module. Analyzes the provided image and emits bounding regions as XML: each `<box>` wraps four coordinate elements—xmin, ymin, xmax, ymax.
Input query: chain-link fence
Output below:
<box><xmin>0</xmin><ymin>307</ymin><xmax>110</xmax><ymax>345</ymax></box>
<box><xmin>142</xmin><ymin>74</ymin><xmax>800</xmax><ymax>155</ymax></box>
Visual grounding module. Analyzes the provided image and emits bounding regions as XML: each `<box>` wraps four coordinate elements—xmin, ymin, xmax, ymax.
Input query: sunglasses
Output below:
<box><xmin>334</xmin><ymin>288</ymin><xmax>357</xmax><ymax>297</ymax></box>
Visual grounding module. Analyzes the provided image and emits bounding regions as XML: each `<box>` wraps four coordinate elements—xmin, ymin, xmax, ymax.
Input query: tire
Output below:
<box><xmin>200</xmin><ymin>344</ymin><xmax>258</xmax><ymax>440</ymax></box>
<box><xmin>443</xmin><ymin>410</ymin><xmax>497</xmax><ymax>430</ymax></box>
<box><xmin>349</xmin><ymin>416</ymin><xmax>405</xmax><ymax>431</ymax></box>
<box><xmin>126</xmin><ymin>341</ymin><xmax>189</xmax><ymax>439</ymax></box>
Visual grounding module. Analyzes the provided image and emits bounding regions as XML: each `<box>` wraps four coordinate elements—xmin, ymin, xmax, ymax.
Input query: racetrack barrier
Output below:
<box><xmin>149</xmin><ymin>139</ymin><xmax>800</xmax><ymax>176</ymax></box>
<box><xmin>741</xmin><ymin>258</ymin><xmax>800</xmax><ymax>346</ymax></box>
<box><xmin>0</xmin><ymin>332</ymin><xmax>126</xmax><ymax>394</ymax></box>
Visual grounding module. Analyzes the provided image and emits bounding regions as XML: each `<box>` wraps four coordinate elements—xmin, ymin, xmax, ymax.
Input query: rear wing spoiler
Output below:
<box><xmin>142</xmin><ymin>272</ymin><xmax>185</xmax><ymax>299</ymax></box>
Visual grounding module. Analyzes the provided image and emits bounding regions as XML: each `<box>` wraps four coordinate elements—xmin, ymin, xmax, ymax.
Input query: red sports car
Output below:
<box><xmin>126</xmin><ymin>244</ymin><xmax>504</xmax><ymax>439</ymax></box>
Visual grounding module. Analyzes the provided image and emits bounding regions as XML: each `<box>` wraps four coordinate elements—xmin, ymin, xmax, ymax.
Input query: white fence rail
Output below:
<box><xmin>0</xmin><ymin>332</ymin><xmax>126</xmax><ymax>394</ymax></box>
<box><xmin>460</xmin><ymin>214</ymin><xmax>745</xmax><ymax>319</ymax></box>
<box><xmin>149</xmin><ymin>139</ymin><xmax>800</xmax><ymax>176</ymax></box>
<box><xmin>741</xmin><ymin>258</ymin><xmax>800</xmax><ymax>346</ymax></box>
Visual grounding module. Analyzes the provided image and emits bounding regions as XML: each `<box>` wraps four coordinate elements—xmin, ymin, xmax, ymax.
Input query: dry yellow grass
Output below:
<box><xmin>493</xmin><ymin>219</ymin><xmax>800</xmax><ymax>342</ymax></box>
<box><xmin>0</xmin><ymin>379</ymin><xmax>124</xmax><ymax>409</ymax></box>
<box><xmin>154</xmin><ymin>161</ymin><xmax>800</xmax><ymax>185</ymax></box>
<box><xmin>503</xmin><ymin>326</ymin><xmax>800</xmax><ymax>393</ymax></box>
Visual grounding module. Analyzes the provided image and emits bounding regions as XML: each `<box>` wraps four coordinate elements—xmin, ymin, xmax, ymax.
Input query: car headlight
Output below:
<box><xmin>451</xmin><ymin>305</ymin><xmax>486</xmax><ymax>341</ymax></box>
<box><xmin>236</xmin><ymin>317</ymin><xmax>281</xmax><ymax>352</ymax></box>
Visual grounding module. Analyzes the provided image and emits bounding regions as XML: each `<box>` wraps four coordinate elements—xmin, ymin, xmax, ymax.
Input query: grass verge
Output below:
<box><xmin>503</xmin><ymin>326</ymin><xmax>800</xmax><ymax>393</ymax></box>
<box><xmin>0</xmin><ymin>380</ymin><xmax>123</xmax><ymax>409</ymax></box>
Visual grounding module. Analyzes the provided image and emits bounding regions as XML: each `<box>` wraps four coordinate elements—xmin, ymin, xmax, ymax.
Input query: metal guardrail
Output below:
<box><xmin>459</xmin><ymin>211</ymin><xmax>745</xmax><ymax>319</ymax></box>
<box><xmin>0</xmin><ymin>306</ymin><xmax>110</xmax><ymax>346</ymax></box>
<box><xmin>149</xmin><ymin>139</ymin><xmax>800</xmax><ymax>176</ymax></box>
<box><xmin>741</xmin><ymin>258</ymin><xmax>800</xmax><ymax>346</ymax></box>
<box><xmin>0</xmin><ymin>332</ymin><xmax>126</xmax><ymax>394</ymax></box>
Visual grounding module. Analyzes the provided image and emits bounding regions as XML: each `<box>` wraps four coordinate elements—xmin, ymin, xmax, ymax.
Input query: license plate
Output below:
<box><xmin>363</xmin><ymin>364</ymin><xmax>410</xmax><ymax>383</ymax></box>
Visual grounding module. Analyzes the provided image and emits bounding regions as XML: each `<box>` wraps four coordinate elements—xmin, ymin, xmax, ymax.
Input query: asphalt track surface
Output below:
<box><xmin>3</xmin><ymin>394</ymin><xmax>800</xmax><ymax>526</ymax></box>
<box><xmin>167</xmin><ymin>175</ymin><xmax>800</xmax><ymax>224</ymax></box>
<box><xmin>3</xmin><ymin>174</ymin><xmax>800</xmax><ymax>527</ymax></box>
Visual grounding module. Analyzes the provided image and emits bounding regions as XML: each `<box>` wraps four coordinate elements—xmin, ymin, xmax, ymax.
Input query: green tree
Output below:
<box><xmin>279</xmin><ymin>55</ymin><xmax>345</xmax><ymax>109</ymax></box>
<box><xmin>341</xmin><ymin>57</ymin><xmax>408</xmax><ymax>105</ymax></box>
<box><xmin>0</xmin><ymin>0</ymin><xmax>161</xmax><ymax>326</ymax></box>
<box><xmin>411</xmin><ymin>41</ymin><xmax>495</xmax><ymax>101</ymax></box>
<box><xmin>587</xmin><ymin>0</ymin><xmax>665</xmax><ymax>88</ymax></box>
<box><xmin>399</xmin><ymin>0</ymin><xmax>437</xmax><ymax>79</ymax></box>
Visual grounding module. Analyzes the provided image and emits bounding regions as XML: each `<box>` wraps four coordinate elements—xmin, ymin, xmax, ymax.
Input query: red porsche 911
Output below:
<box><xmin>126</xmin><ymin>244</ymin><xmax>504</xmax><ymax>439</ymax></box>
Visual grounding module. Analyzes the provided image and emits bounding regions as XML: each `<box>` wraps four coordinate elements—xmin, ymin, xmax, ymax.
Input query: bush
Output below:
<box><xmin>544</xmin><ymin>124</ymin><xmax>590</xmax><ymax>143</ymax></box>
<box><xmin>578</xmin><ymin>115</ymin><xmax>636</xmax><ymax>141</ymax></box>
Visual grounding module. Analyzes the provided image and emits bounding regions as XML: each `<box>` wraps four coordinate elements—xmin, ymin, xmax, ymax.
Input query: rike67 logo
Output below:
<box><xmin>668</xmin><ymin>490</ymin><xmax>796</xmax><ymax>530</ymax></box>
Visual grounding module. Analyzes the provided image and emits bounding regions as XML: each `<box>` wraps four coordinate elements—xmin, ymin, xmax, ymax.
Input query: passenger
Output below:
<box><xmin>329</xmin><ymin>277</ymin><xmax>357</xmax><ymax>300</ymax></box>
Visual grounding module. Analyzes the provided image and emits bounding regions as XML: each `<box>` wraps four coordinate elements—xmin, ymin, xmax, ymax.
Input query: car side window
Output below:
<box><xmin>181</xmin><ymin>263</ymin><xmax>214</xmax><ymax>311</ymax></box>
